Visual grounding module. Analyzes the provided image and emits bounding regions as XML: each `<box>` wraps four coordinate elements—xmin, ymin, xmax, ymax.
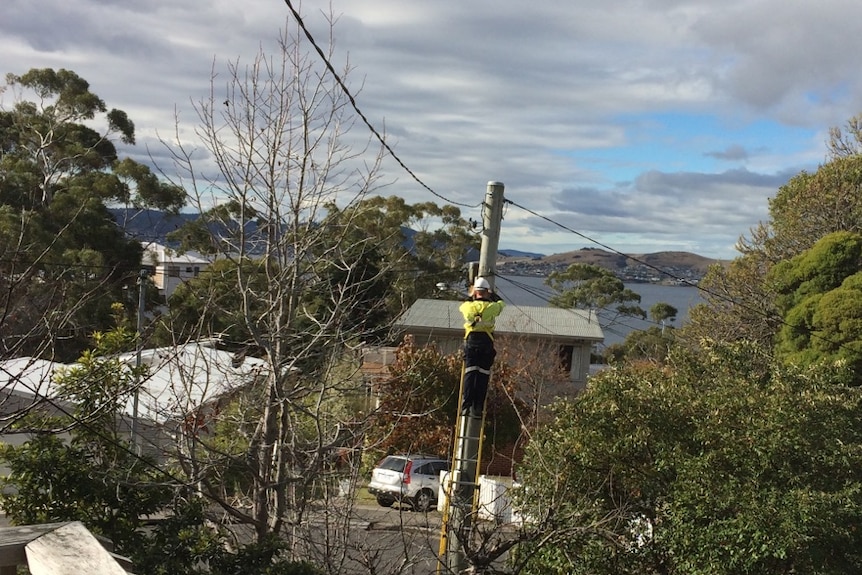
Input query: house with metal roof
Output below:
<box><xmin>394</xmin><ymin>299</ymin><xmax>604</xmax><ymax>387</ymax></box>
<box><xmin>0</xmin><ymin>341</ymin><xmax>266</xmax><ymax>469</ymax></box>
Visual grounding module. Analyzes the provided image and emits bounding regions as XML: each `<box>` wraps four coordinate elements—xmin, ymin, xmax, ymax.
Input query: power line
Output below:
<box><xmin>491</xmin><ymin>280</ymin><xmax>587</xmax><ymax>338</ymax></box>
<box><xmin>503</xmin><ymin>198</ymin><xmax>858</xmax><ymax>355</ymax></box>
<box><xmin>504</xmin><ymin>198</ymin><xmax>703</xmax><ymax>288</ymax></box>
<box><xmin>280</xmin><ymin>0</ymin><xmax>480</xmax><ymax>210</ymax></box>
<box><xmin>495</xmin><ymin>274</ymin><xmax>557</xmax><ymax>302</ymax></box>
<box><xmin>0</xmin><ymin>359</ymin><xmax>195</xmax><ymax>496</ymax></box>
<box><xmin>493</xmin><ymin>274</ymin><xmax>676</xmax><ymax>343</ymax></box>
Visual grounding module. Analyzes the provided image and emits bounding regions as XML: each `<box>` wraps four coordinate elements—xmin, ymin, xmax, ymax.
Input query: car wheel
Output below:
<box><xmin>376</xmin><ymin>495</ymin><xmax>395</xmax><ymax>508</ymax></box>
<box><xmin>413</xmin><ymin>489</ymin><xmax>435</xmax><ymax>512</ymax></box>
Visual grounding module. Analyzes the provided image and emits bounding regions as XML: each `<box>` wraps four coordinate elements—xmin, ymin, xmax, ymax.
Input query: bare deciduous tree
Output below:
<box><xmin>157</xmin><ymin>20</ymin><xmax>394</xmax><ymax>568</ymax></box>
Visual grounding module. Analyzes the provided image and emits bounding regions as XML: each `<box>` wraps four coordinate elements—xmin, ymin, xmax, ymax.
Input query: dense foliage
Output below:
<box><xmin>0</xmin><ymin>68</ymin><xmax>184</xmax><ymax>360</ymax></box>
<box><xmin>684</xmin><ymin>118</ymin><xmax>862</xmax><ymax>351</ymax></box>
<box><xmin>367</xmin><ymin>336</ymin><xmax>530</xmax><ymax>469</ymax></box>
<box><xmin>770</xmin><ymin>231</ymin><xmax>862</xmax><ymax>378</ymax></box>
<box><xmin>153</xmin><ymin>258</ymin><xmax>271</xmax><ymax>348</ymax></box>
<box><xmin>515</xmin><ymin>340</ymin><xmax>862</xmax><ymax>575</ymax></box>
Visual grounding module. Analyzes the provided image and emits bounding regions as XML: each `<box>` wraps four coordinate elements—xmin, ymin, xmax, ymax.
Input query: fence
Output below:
<box><xmin>438</xmin><ymin>473</ymin><xmax>530</xmax><ymax>525</ymax></box>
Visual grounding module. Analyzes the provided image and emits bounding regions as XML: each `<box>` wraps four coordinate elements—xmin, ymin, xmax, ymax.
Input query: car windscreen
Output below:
<box><xmin>378</xmin><ymin>457</ymin><xmax>407</xmax><ymax>472</ymax></box>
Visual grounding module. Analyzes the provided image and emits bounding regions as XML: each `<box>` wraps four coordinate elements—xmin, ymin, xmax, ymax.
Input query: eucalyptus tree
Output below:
<box><xmin>0</xmin><ymin>68</ymin><xmax>184</xmax><ymax>361</ymax></box>
<box><xmin>684</xmin><ymin>115</ymin><xmax>862</xmax><ymax>351</ymax></box>
<box><xmin>319</xmin><ymin>195</ymin><xmax>478</xmax><ymax>321</ymax></box>
<box><xmin>545</xmin><ymin>263</ymin><xmax>646</xmax><ymax>330</ymax></box>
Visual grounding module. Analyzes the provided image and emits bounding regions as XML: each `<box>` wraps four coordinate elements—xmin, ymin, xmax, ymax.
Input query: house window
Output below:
<box><xmin>193</xmin><ymin>266</ymin><xmax>200</xmax><ymax>277</ymax></box>
<box><xmin>559</xmin><ymin>345</ymin><xmax>573</xmax><ymax>373</ymax></box>
<box><xmin>168</xmin><ymin>266</ymin><xmax>180</xmax><ymax>277</ymax></box>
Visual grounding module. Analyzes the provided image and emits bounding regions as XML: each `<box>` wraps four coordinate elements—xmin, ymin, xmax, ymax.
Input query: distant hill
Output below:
<box><xmin>110</xmin><ymin>208</ymin><xmax>198</xmax><ymax>245</ymax></box>
<box><xmin>498</xmin><ymin>248</ymin><xmax>544</xmax><ymax>259</ymax></box>
<box><xmin>498</xmin><ymin>247</ymin><xmax>723</xmax><ymax>280</ymax></box>
<box><xmin>624</xmin><ymin>251</ymin><xmax>721</xmax><ymax>274</ymax></box>
<box><xmin>110</xmin><ymin>209</ymin><xmax>481</xmax><ymax>260</ymax></box>
<box><xmin>110</xmin><ymin>210</ymin><xmax>720</xmax><ymax>276</ymax></box>
<box><xmin>542</xmin><ymin>248</ymin><xmax>719</xmax><ymax>274</ymax></box>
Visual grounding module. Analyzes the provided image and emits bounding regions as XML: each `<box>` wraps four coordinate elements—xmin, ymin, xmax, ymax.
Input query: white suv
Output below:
<box><xmin>367</xmin><ymin>454</ymin><xmax>449</xmax><ymax>512</ymax></box>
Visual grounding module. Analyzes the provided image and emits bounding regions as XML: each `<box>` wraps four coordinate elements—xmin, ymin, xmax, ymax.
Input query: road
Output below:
<box><xmin>0</xmin><ymin>503</ymin><xmax>451</xmax><ymax>574</ymax></box>
<box><xmin>354</xmin><ymin>501</ymin><xmax>442</xmax><ymax>530</ymax></box>
<box><xmin>304</xmin><ymin>502</ymin><xmax>446</xmax><ymax>574</ymax></box>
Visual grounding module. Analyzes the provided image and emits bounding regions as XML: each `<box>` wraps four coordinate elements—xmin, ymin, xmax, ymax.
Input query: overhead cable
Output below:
<box><xmin>503</xmin><ymin>198</ymin><xmax>856</xmax><ymax>355</ymax></box>
<box><xmin>280</xmin><ymin>0</ymin><xmax>480</xmax><ymax>210</ymax></box>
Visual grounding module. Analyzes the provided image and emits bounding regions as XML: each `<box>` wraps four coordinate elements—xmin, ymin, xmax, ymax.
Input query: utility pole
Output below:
<box><xmin>478</xmin><ymin>182</ymin><xmax>505</xmax><ymax>290</ymax></box>
<box><xmin>440</xmin><ymin>181</ymin><xmax>505</xmax><ymax>574</ymax></box>
<box><xmin>130</xmin><ymin>268</ymin><xmax>147</xmax><ymax>455</ymax></box>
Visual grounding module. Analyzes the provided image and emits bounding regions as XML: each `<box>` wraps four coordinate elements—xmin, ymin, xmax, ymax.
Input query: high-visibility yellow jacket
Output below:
<box><xmin>459</xmin><ymin>298</ymin><xmax>505</xmax><ymax>339</ymax></box>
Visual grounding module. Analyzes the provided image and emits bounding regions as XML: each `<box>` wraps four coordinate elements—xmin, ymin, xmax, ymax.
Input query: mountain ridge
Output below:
<box><xmin>497</xmin><ymin>247</ymin><xmax>723</xmax><ymax>281</ymax></box>
<box><xmin>110</xmin><ymin>209</ymin><xmax>722</xmax><ymax>278</ymax></box>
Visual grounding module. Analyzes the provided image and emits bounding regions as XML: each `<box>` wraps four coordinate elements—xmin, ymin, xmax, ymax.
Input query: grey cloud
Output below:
<box><xmin>691</xmin><ymin>1</ymin><xmax>862</xmax><ymax>115</ymax></box>
<box><xmin>536</xmin><ymin>168</ymin><xmax>794</xmax><ymax>251</ymax></box>
<box><xmin>633</xmin><ymin>168</ymin><xmax>790</xmax><ymax>195</ymax></box>
<box><xmin>704</xmin><ymin>144</ymin><xmax>749</xmax><ymax>161</ymax></box>
<box><xmin>3</xmin><ymin>0</ymin><xmax>859</xmax><ymax>259</ymax></box>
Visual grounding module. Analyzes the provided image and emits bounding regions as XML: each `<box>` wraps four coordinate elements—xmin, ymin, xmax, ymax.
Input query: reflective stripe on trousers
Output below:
<box><xmin>464</xmin><ymin>365</ymin><xmax>491</xmax><ymax>375</ymax></box>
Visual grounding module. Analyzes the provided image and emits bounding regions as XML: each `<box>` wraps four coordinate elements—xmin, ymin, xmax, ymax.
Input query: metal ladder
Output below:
<box><xmin>437</xmin><ymin>365</ymin><xmax>488</xmax><ymax>573</ymax></box>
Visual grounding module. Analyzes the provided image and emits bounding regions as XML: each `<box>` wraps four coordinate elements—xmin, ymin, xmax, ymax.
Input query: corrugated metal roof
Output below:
<box><xmin>395</xmin><ymin>299</ymin><xmax>604</xmax><ymax>341</ymax></box>
<box><xmin>0</xmin><ymin>341</ymin><xmax>267</xmax><ymax>424</ymax></box>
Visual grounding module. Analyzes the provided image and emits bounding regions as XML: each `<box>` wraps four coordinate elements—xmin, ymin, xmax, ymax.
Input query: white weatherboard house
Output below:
<box><xmin>395</xmin><ymin>299</ymin><xmax>604</xmax><ymax>388</ymax></box>
<box><xmin>142</xmin><ymin>242</ymin><xmax>212</xmax><ymax>299</ymax></box>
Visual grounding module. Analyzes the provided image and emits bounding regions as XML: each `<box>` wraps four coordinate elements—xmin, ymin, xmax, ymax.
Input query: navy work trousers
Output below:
<box><xmin>462</xmin><ymin>332</ymin><xmax>496</xmax><ymax>416</ymax></box>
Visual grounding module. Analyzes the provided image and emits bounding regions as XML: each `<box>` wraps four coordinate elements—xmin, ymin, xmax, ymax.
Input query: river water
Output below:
<box><xmin>494</xmin><ymin>274</ymin><xmax>704</xmax><ymax>347</ymax></box>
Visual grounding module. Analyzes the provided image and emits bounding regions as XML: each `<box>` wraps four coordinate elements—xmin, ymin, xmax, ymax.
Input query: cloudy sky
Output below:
<box><xmin>3</xmin><ymin>0</ymin><xmax>861</xmax><ymax>259</ymax></box>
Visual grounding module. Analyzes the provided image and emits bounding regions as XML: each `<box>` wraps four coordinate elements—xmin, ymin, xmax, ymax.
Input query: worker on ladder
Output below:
<box><xmin>459</xmin><ymin>276</ymin><xmax>504</xmax><ymax>418</ymax></box>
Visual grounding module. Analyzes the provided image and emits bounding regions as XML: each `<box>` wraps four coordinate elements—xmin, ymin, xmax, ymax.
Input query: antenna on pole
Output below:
<box><xmin>478</xmin><ymin>182</ymin><xmax>504</xmax><ymax>289</ymax></box>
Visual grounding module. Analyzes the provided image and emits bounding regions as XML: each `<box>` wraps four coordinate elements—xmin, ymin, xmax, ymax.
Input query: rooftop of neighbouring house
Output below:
<box><xmin>142</xmin><ymin>241</ymin><xmax>212</xmax><ymax>266</ymax></box>
<box><xmin>395</xmin><ymin>299</ymin><xmax>604</xmax><ymax>341</ymax></box>
<box><xmin>0</xmin><ymin>340</ymin><xmax>267</xmax><ymax>424</ymax></box>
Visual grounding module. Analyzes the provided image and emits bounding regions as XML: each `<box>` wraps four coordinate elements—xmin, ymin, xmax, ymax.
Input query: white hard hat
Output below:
<box><xmin>473</xmin><ymin>277</ymin><xmax>491</xmax><ymax>290</ymax></box>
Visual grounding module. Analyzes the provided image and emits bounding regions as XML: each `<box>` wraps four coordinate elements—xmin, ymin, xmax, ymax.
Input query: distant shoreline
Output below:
<box><xmin>497</xmin><ymin>248</ymin><xmax>714</xmax><ymax>284</ymax></box>
<box><xmin>499</xmin><ymin>272</ymin><xmax>703</xmax><ymax>286</ymax></box>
